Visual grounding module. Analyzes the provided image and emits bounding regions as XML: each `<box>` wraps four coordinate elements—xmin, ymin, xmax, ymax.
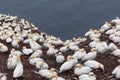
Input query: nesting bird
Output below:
<box><xmin>11</xmin><ymin>39</ymin><xmax>20</xmax><ymax>48</ymax></box>
<box><xmin>84</xmin><ymin>60</ymin><xmax>105</xmax><ymax>72</ymax></box>
<box><xmin>100</xmin><ymin>22</ymin><xmax>111</xmax><ymax>32</ymax></box>
<box><xmin>112</xmin><ymin>65</ymin><xmax>120</xmax><ymax>79</ymax></box>
<box><xmin>108</xmin><ymin>43</ymin><xmax>118</xmax><ymax>51</ymax></box>
<box><xmin>34</xmin><ymin>68</ymin><xmax>57</xmax><ymax>79</ymax></box>
<box><xmin>0</xmin><ymin>43</ymin><xmax>8</xmax><ymax>52</ymax></box>
<box><xmin>73</xmin><ymin>48</ymin><xmax>86</xmax><ymax>59</ymax></box>
<box><xmin>74</xmin><ymin>63</ymin><xmax>92</xmax><ymax>76</ymax></box>
<box><xmin>7</xmin><ymin>54</ymin><xmax>18</xmax><ymax>70</ymax></box>
<box><xmin>13</xmin><ymin>54</ymin><xmax>23</xmax><ymax>78</ymax></box>
<box><xmin>29</xmin><ymin>40</ymin><xmax>41</xmax><ymax>50</ymax></box>
<box><xmin>59</xmin><ymin>56</ymin><xmax>78</xmax><ymax>73</ymax></box>
<box><xmin>56</xmin><ymin>52</ymin><xmax>65</xmax><ymax>63</ymax></box>
<box><xmin>35</xmin><ymin>61</ymin><xmax>49</xmax><ymax>70</ymax></box>
<box><xmin>111</xmin><ymin>49</ymin><xmax>120</xmax><ymax>58</ymax></box>
<box><xmin>79</xmin><ymin>72</ymin><xmax>96</xmax><ymax>80</ymax></box>
<box><xmin>0</xmin><ymin>73</ymin><xmax>7</xmax><ymax>80</ymax></box>
<box><xmin>29</xmin><ymin>56</ymin><xmax>44</xmax><ymax>66</ymax></box>
<box><xmin>30</xmin><ymin>49</ymin><xmax>43</xmax><ymax>58</ymax></box>
<box><xmin>51</xmin><ymin>74</ymin><xmax>65</xmax><ymax>80</ymax></box>
<box><xmin>22</xmin><ymin>46</ymin><xmax>33</xmax><ymax>55</ymax></box>
<box><xmin>82</xmin><ymin>48</ymin><xmax>97</xmax><ymax>61</ymax></box>
<box><xmin>47</xmin><ymin>45</ymin><xmax>58</xmax><ymax>56</ymax></box>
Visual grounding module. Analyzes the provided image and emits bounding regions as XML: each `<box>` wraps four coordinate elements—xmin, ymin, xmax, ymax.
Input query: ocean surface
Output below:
<box><xmin>0</xmin><ymin>0</ymin><xmax>120</xmax><ymax>40</ymax></box>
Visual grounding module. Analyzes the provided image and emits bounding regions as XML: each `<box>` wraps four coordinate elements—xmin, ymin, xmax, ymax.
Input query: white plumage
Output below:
<box><xmin>111</xmin><ymin>49</ymin><xmax>120</xmax><ymax>57</ymax></box>
<box><xmin>51</xmin><ymin>74</ymin><xmax>65</xmax><ymax>80</ymax></box>
<box><xmin>11</xmin><ymin>39</ymin><xmax>19</xmax><ymax>48</ymax></box>
<box><xmin>0</xmin><ymin>73</ymin><xmax>7</xmax><ymax>80</ymax></box>
<box><xmin>108</xmin><ymin>43</ymin><xmax>118</xmax><ymax>51</ymax></box>
<box><xmin>13</xmin><ymin>54</ymin><xmax>23</xmax><ymax>78</ymax></box>
<box><xmin>111</xmin><ymin>17</ymin><xmax>120</xmax><ymax>25</ymax></box>
<box><xmin>7</xmin><ymin>55</ymin><xmax>18</xmax><ymax>70</ymax></box>
<box><xmin>34</xmin><ymin>69</ymin><xmax>51</xmax><ymax>78</ymax></box>
<box><xmin>30</xmin><ymin>40</ymin><xmax>41</xmax><ymax>50</ymax></box>
<box><xmin>100</xmin><ymin>22</ymin><xmax>111</xmax><ymax>32</ymax></box>
<box><xmin>59</xmin><ymin>46</ymin><xmax>69</xmax><ymax>52</ymax></box>
<box><xmin>22</xmin><ymin>46</ymin><xmax>33</xmax><ymax>55</ymax></box>
<box><xmin>30</xmin><ymin>50</ymin><xmax>42</xmax><ymax>58</ymax></box>
<box><xmin>6</xmin><ymin>37</ymin><xmax>13</xmax><ymax>43</ymax></box>
<box><xmin>105</xmin><ymin>27</ymin><xmax>116</xmax><ymax>35</ymax></box>
<box><xmin>34</xmin><ymin>68</ymin><xmax>56</xmax><ymax>79</ymax></box>
<box><xmin>69</xmin><ymin>45</ymin><xmax>79</xmax><ymax>51</ymax></box>
<box><xmin>79</xmin><ymin>72</ymin><xmax>96</xmax><ymax>80</ymax></box>
<box><xmin>59</xmin><ymin>60</ymin><xmax>74</xmax><ymax>73</ymax></box>
<box><xmin>47</xmin><ymin>45</ymin><xmax>58</xmax><ymax>56</ymax></box>
<box><xmin>82</xmin><ymin>48</ymin><xmax>97</xmax><ymax>61</ymax></box>
<box><xmin>73</xmin><ymin>48</ymin><xmax>86</xmax><ymax>59</ymax></box>
<box><xmin>85</xmin><ymin>29</ymin><xmax>94</xmax><ymax>37</ymax></box>
<box><xmin>56</xmin><ymin>52</ymin><xmax>65</xmax><ymax>63</ymax></box>
<box><xmin>112</xmin><ymin>65</ymin><xmax>120</xmax><ymax>75</ymax></box>
<box><xmin>29</xmin><ymin>57</ymin><xmax>44</xmax><ymax>66</ymax></box>
<box><xmin>74</xmin><ymin>64</ymin><xmax>92</xmax><ymax>76</ymax></box>
<box><xmin>59</xmin><ymin>56</ymin><xmax>78</xmax><ymax>73</ymax></box>
<box><xmin>35</xmin><ymin>61</ymin><xmax>49</xmax><ymax>69</ymax></box>
<box><xmin>0</xmin><ymin>44</ymin><xmax>8</xmax><ymax>52</ymax></box>
<box><xmin>95</xmin><ymin>42</ymin><xmax>108</xmax><ymax>53</ymax></box>
<box><xmin>84</xmin><ymin>60</ymin><xmax>104</xmax><ymax>71</ymax></box>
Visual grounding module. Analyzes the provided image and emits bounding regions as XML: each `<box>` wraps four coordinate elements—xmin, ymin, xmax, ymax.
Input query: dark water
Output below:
<box><xmin>0</xmin><ymin>0</ymin><xmax>120</xmax><ymax>40</ymax></box>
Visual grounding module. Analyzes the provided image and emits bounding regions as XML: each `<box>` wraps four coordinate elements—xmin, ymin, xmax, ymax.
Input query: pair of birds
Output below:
<box><xmin>7</xmin><ymin>54</ymin><xmax>23</xmax><ymax>78</ymax></box>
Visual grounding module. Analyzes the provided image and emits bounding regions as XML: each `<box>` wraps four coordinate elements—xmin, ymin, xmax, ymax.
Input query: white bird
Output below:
<box><xmin>22</xmin><ymin>46</ymin><xmax>33</xmax><ymax>55</ymax></box>
<box><xmin>84</xmin><ymin>60</ymin><xmax>104</xmax><ymax>71</ymax></box>
<box><xmin>7</xmin><ymin>55</ymin><xmax>18</xmax><ymax>69</ymax></box>
<box><xmin>13</xmin><ymin>54</ymin><xmax>23</xmax><ymax>78</ymax></box>
<box><xmin>59</xmin><ymin>56</ymin><xmax>78</xmax><ymax>73</ymax></box>
<box><xmin>35</xmin><ymin>61</ymin><xmax>49</xmax><ymax>69</ymax></box>
<box><xmin>0</xmin><ymin>73</ymin><xmax>7</xmax><ymax>80</ymax></box>
<box><xmin>100</xmin><ymin>22</ymin><xmax>111</xmax><ymax>32</ymax></box>
<box><xmin>6</xmin><ymin>35</ymin><xmax>13</xmax><ymax>43</ymax></box>
<box><xmin>89</xmin><ymin>38</ymin><xmax>100</xmax><ymax>48</ymax></box>
<box><xmin>59</xmin><ymin>44</ymin><xmax>69</xmax><ymax>52</ymax></box>
<box><xmin>52</xmin><ymin>38</ymin><xmax>64</xmax><ymax>45</ymax></box>
<box><xmin>51</xmin><ymin>74</ymin><xmax>65</xmax><ymax>80</ymax></box>
<box><xmin>106</xmin><ymin>26</ymin><xmax>116</xmax><ymax>35</ymax></box>
<box><xmin>69</xmin><ymin>45</ymin><xmax>79</xmax><ymax>51</ymax></box>
<box><xmin>108</xmin><ymin>43</ymin><xmax>118</xmax><ymax>51</ymax></box>
<box><xmin>30</xmin><ymin>40</ymin><xmax>41</xmax><ymax>50</ymax></box>
<box><xmin>30</xmin><ymin>49</ymin><xmax>42</xmax><ymax>58</ymax></box>
<box><xmin>79</xmin><ymin>72</ymin><xmax>96</xmax><ymax>80</ymax></box>
<box><xmin>112</xmin><ymin>65</ymin><xmax>120</xmax><ymax>75</ymax></box>
<box><xmin>29</xmin><ymin>56</ymin><xmax>44</xmax><ymax>66</ymax></box>
<box><xmin>89</xmin><ymin>30</ymin><xmax>101</xmax><ymax>40</ymax></box>
<box><xmin>111</xmin><ymin>17</ymin><xmax>120</xmax><ymax>25</ymax></box>
<box><xmin>34</xmin><ymin>68</ymin><xmax>57</xmax><ymax>79</ymax></box>
<box><xmin>115</xmin><ymin>71</ymin><xmax>120</xmax><ymax>79</ymax></box>
<box><xmin>95</xmin><ymin>41</ymin><xmax>108</xmax><ymax>53</ymax></box>
<box><xmin>82</xmin><ymin>48</ymin><xmax>97</xmax><ymax>61</ymax></box>
<box><xmin>111</xmin><ymin>49</ymin><xmax>120</xmax><ymax>57</ymax></box>
<box><xmin>32</xmin><ymin>33</ymin><xmax>40</xmax><ymax>41</ymax></box>
<box><xmin>85</xmin><ymin>29</ymin><xmax>94</xmax><ymax>37</ymax></box>
<box><xmin>112</xmin><ymin>65</ymin><xmax>120</xmax><ymax>79</ymax></box>
<box><xmin>73</xmin><ymin>48</ymin><xmax>86</xmax><ymax>59</ymax></box>
<box><xmin>74</xmin><ymin>64</ymin><xmax>92</xmax><ymax>76</ymax></box>
<box><xmin>10</xmin><ymin>48</ymin><xmax>22</xmax><ymax>56</ymax></box>
<box><xmin>0</xmin><ymin>44</ymin><xmax>8</xmax><ymax>52</ymax></box>
<box><xmin>47</xmin><ymin>45</ymin><xmax>58</xmax><ymax>56</ymax></box>
<box><xmin>56</xmin><ymin>52</ymin><xmax>65</xmax><ymax>63</ymax></box>
<box><xmin>11</xmin><ymin>39</ymin><xmax>19</xmax><ymax>48</ymax></box>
